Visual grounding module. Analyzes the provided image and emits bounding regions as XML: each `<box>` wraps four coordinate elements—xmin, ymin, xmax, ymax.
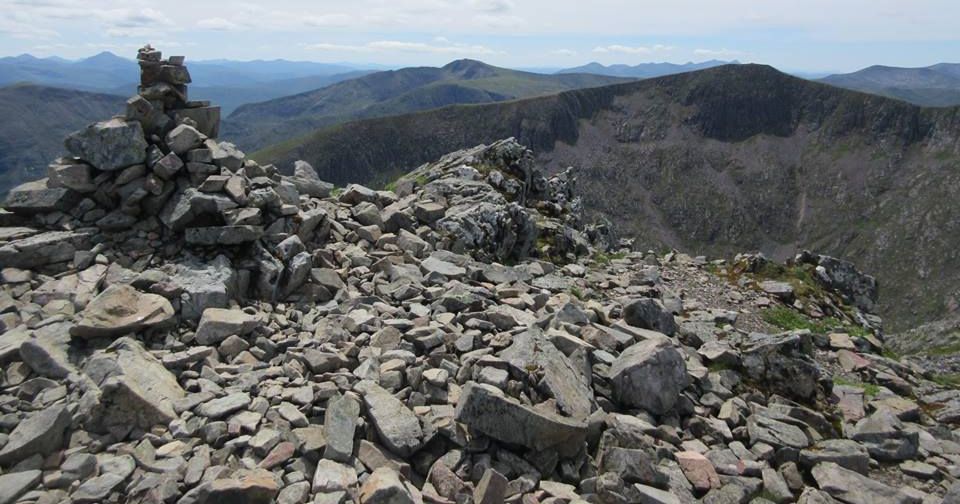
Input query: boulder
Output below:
<box><xmin>623</xmin><ymin>298</ymin><xmax>677</xmax><ymax>336</ymax></box>
<box><xmin>168</xmin><ymin>255</ymin><xmax>237</xmax><ymax>320</ymax></box>
<box><xmin>0</xmin><ymin>404</ymin><xmax>71</xmax><ymax>466</ymax></box>
<box><xmin>741</xmin><ymin>331</ymin><xmax>822</xmax><ymax>402</ymax></box>
<box><xmin>165</xmin><ymin>124</ymin><xmax>205</xmax><ymax>155</ymax></box>
<box><xmin>0</xmin><ymin>470</ymin><xmax>42</xmax><ymax>504</ymax></box>
<box><xmin>0</xmin><ymin>230</ymin><xmax>90</xmax><ymax>269</ymax></box>
<box><xmin>82</xmin><ymin>337</ymin><xmax>186</xmax><ymax>432</ymax></box>
<box><xmin>356</xmin><ymin>381</ymin><xmax>424</xmax><ymax>457</ymax></box>
<box><xmin>205</xmin><ymin>469</ymin><xmax>278</xmax><ymax>504</ymax></box>
<box><xmin>65</xmin><ymin>118</ymin><xmax>148</xmax><ymax>171</ymax></box>
<box><xmin>195</xmin><ymin>308</ymin><xmax>260</xmax><ymax>345</ymax></box>
<box><xmin>608</xmin><ymin>338</ymin><xmax>689</xmax><ymax>414</ymax></box>
<box><xmin>70</xmin><ymin>284</ymin><xmax>174</xmax><ymax>339</ymax></box>
<box><xmin>455</xmin><ymin>382</ymin><xmax>588</xmax><ymax>453</ymax></box>
<box><xmin>811</xmin><ymin>462</ymin><xmax>920</xmax><ymax>504</ymax></box>
<box><xmin>289</xmin><ymin>160</ymin><xmax>333</xmax><ymax>198</ymax></box>
<box><xmin>324</xmin><ymin>394</ymin><xmax>360</xmax><ymax>462</ymax></box>
<box><xmin>359</xmin><ymin>467</ymin><xmax>416</xmax><ymax>504</ymax></box>
<box><xmin>2</xmin><ymin>179</ymin><xmax>81</xmax><ymax>215</ymax></box>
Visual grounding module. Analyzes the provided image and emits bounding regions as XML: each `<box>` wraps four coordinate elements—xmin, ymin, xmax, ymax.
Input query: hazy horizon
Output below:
<box><xmin>1</xmin><ymin>0</ymin><xmax>958</xmax><ymax>74</ymax></box>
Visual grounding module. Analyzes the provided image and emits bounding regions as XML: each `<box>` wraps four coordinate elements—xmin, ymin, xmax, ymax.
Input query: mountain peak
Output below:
<box><xmin>442</xmin><ymin>59</ymin><xmax>498</xmax><ymax>76</ymax></box>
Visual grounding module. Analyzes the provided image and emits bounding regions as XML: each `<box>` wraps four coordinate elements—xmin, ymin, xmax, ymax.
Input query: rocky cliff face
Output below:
<box><xmin>0</xmin><ymin>48</ymin><xmax>958</xmax><ymax>504</ymax></box>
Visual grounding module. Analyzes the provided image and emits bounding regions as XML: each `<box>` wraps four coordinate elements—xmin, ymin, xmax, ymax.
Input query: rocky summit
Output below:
<box><xmin>0</xmin><ymin>46</ymin><xmax>957</xmax><ymax>504</ymax></box>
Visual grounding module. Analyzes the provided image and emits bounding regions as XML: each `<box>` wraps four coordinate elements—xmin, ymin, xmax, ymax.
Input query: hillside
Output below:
<box><xmin>0</xmin><ymin>84</ymin><xmax>125</xmax><ymax>196</ymax></box>
<box><xmin>557</xmin><ymin>59</ymin><xmax>734</xmax><ymax>78</ymax></box>
<box><xmin>252</xmin><ymin>64</ymin><xmax>960</xmax><ymax>332</ymax></box>
<box><xmin>222</xmin><ymin>59</ymin><xmax>631</xmax><ymax>151</ymax></box>
<box><xmin>820</xmin><ymin>63</ymin><xmax>960</xmax><ymax>106</ymax></box>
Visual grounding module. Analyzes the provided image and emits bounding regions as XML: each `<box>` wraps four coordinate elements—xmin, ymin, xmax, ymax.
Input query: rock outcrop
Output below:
<box><xmin>0</xmin><ymin>46</ymin><xmax>956</xmax><ymax>504</ymax></box>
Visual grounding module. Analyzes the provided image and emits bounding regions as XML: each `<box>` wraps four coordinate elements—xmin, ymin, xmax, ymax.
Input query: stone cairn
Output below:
<box><xmin>0</xmin><ymin>46</ymin><xmax>957</xmax><ymax>504</ymax></box>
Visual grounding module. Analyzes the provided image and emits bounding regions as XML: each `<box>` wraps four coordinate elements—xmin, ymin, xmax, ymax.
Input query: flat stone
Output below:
<box><xmin>323</xmin><ymin>394</ymin><xmax>360</xmax><ymax>462</ymax></box>
<box><xmin>356</xmin><ymin>381</ymin><xmax>423</xmax><ymax>457</ymax></box>
<box><xmin>675</xmin><ymin>451</ymin><xmax>721</xmax><ymax>491</ymax></box>
<box><xmin>207</xmin><ymin>469</ymin><xmax>278</xmax><ymax>504</ymax></box>
<box><xmin>312</xmin><ymin>459</ymin><xmax>358</xmax><ymax>493</ymax></box>
<box><xmin>0</xmin><ymin>404</ymin><xmax>71</xmax><ymax>466</ymax></box>
<box><xmin>197</xmin><ymin>392</ymin><xmax>251</xmax><ymax>419</ymax></box>
<box><xmin>195</xmin><ymin>308</ymin><xmax>260</xmax><ymax>345</ymax></box>
<box><xmin>3</xmin><ymin>179</ymin><xmax>80</xmax><ymax>215</ymax></box>
<box><xmin>0</xmin><ymin>470</ymin><xmax>42</xmax><ymax>504</ymax></box>
<box><xmin>71</xmin><ymin>284</ymin><xmax>174</xmax><ymax>339</ymax></box>
<box><xmin>0</xmin><ymin>230</ymin><xmax>90</xmax><ymax>269</ymax></box>
<box><xmin>811</xmin><ymin>462</ymin><xmax>921</xmax><ymax>504</ymax></box>
<box><xmin>165</xmin><ymin>124</ymin><xmax>205</xmax><ymax>155</ymax></box>
<box><xmin>185</xmin><ymin>225</ymin><xmax>263</xmax><ymax>245</ymax></box>
<box><xmin>455</xmin><ymin>382</ymin><xmax>587</xmax><ymax>453</ymax></box>
<box><xmin>474</xmin><ymin>468</ymin><xmax>508</xmax><ymax>504</ymax></box>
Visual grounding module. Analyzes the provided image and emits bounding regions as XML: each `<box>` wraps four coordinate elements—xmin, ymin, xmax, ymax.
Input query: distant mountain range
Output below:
<box><xmin>556</xmin><ymin>60</ymin><xmax>736</xmax><ymax>78</ymax></box>
<box><xmin>222</xmin><ymin>59</ymin><xmax>632</xmax><ymax>152</ymax></box>
<box><xmin>0</xmin><ymin>51</ymin><xmax>374</xmax><ymax>114</ymax></box>
<box><xmin>251</xmin><ymin>64</ymin><xmax>960</xmax><ymax>332</ymax></box>
<box><xmin>0</xmin><ymin>84</ymin><xmax>125</xmax><ymax>196</ymax></box>
<box><xmin>819</xmin><ymin>63</ymin><xmax>960</xmax><ymax>106</ymax></box>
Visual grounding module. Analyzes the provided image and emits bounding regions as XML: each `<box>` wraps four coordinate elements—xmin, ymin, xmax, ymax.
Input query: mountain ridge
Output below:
<box><xmin>251</xmin><ymin>63</ymin><xmax>960</xmax><ymax>332</ymax></box>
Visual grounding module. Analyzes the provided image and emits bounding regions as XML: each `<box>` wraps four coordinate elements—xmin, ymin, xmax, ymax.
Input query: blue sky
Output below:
<box><xmin>1</xmin><ymin>0</ymin><xmax>958</xmax><ymax>73</ymax></box>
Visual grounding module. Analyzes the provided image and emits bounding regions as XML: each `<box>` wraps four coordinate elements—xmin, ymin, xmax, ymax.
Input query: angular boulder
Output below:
<box><xmin>0</xmin><ymin>404</ymin><xmax>72</xmax><ymax>466</ymax></box>
<box><xmin>623</xmin><ymin>298</ymin><xmax>677</xmax><ymax>336</ymax></box>
<box><xmin>65</xmin><ymin>117</ymin><xmax>148</xmax><ymax>171</ymax></box>
<box><xmin>0</xmin><ymin>230</ymin><xmax>90</xmax><ymax>269</ymax></box>
<box><xmin>811</xmin><ymin>462</ymin><xmax>920</xmax><ymax>504</ymax></box>
<box><xmin>455</xmin><ymin>382</ymin><xmax>588</xmax><ymax>453</ymax></box>
<box><xmin>355</xmin><ymin>381</ymin><xmax>424</xmax><ymax>457</ymax></box>
<box><xmin>194</xmin><ymin>308</ymin><xmax>260</xmax><ymax>345</ymax></box>
<box><xmin>82</xmin><ymin>337</ymin><xmax>186</xmax><ymax>432</ymax></box>
<box><xmin>608</xmin><ymin>338</ymin><xmax>689</xmax><ymax>415</ymax></box>
<box><xmin>2</xmin><ymin>179</ymin><xmax>81</xmax><ymax>215</ymax></box>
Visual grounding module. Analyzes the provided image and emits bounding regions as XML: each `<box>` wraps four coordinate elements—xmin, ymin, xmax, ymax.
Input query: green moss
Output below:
<box><xmin>923</xmin><ymin>343</ymin><xmax>960</xmax><ymax>357</ymax></box>
<box><xmin>760</xmin><ymin>306</ymin><xmax>865</xmax><ymax>336</ymax></box>
<box><xmin>834</xmin><ymin>376</ymin><xmax>880</xmax><ymax>397</ymax></box>
<box><xmin>570</xmin><ymin>286</ymin><xmax>585</xmax><ymax>300</ymax></box>
<box><xmin>330</xmin><ymin>187</ymin><xmax>344</xmax><ymax>198</ymax></box>
<box><xmin>930</xmin><ymin>373</ymin><xmax>960</xmax><ymax>388</ymax></box>
<box><xmin>593</xmin><ymin>250</ymin><xmax>627</xmax><ymax>266</ymax></box>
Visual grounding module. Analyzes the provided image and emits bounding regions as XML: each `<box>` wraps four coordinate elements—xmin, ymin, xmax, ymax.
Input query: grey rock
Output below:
<box><xmin>165</xmin><ymin>124</ymin><xmax>205</xmax><ymax>155</ymax></box>
<box><xmin>72</xmin><ymin>473</ymin><xmax>127</xmax><ymax>503</ymax></box>
<box><xmin>609</xmin><ymin>338</ymin><xmax>689</xmax><ymax>414</ymax></box>
<box><xmin>195</xmin><ymin>308</ymin><xmax>260</xmax><ymax>345</ymax></box>
<box><xmin>197</xmin><ymin>392</ymin><xmax>251</xmax><ymax>419</ymax></box>
<box><xmin>70</xmin><ymin>284</ymin><xmax>174</xmax><ymax>339</ymax></box>
<box><xmin>169</xmin><ymin>255</ymin><xmax>237</xmax><ymax>320</ymax></box>
<box><xmin>0</xmin><ymin>230</ymin><xmax>90</xmax><ymax>269</ymax></box>
<box><xmin>324</xmin><ymin>394</ymin><xmax>360</xmax><ymax>462</ymax></box>
<box><xmin>356</xmin><ymin>381</ymin><xmax>424</xmax><ymax>457</ymax></box>
<box><xmin>83</xmin><ymin>337</ymin><xmax>185</xmax><ymax>432</ymax></box>
<box><xmin>289</xmin><ymin>160</ymin><xmax>333</xmax><ymax>198</ymax></box>
<box><xmin>741</xmin><ymin>331</ymin><xmax>822</xmax><ymax>402</ymax></box>
<box><xmin>811</xmin><ymin>462</ymin><xmax>920</xmax><ymax>504</ymax></box>
<box><xmin>799</xmin><ymin>439</ymin><xmax>870</xmax><ymax>475</ymax></box>
<box><xmin>455</xmin><ymin>382</ymin><xmax>587</xmax><ymax>452</ymax></box>
<box><xmin>0</xmin><ymin>470</ymin><xmax>41</xmax><ymax>504</ymax></box>
<box><xmin>65</xmin><ymin>118</ymin><xmax>148</xmax><ymax>171</ymax></box>
<box><xmin>0</xmin><ymin>404</ymin><xmax>71</xmax><ymax>466</ymax></box>
<box><xmin>747</xmin><ymin>413</ymin><xmax>811</xmax><ymax>449</ymax></box>
<box><xmin>474</xmin><ymin>468</ymin><xmax>508</xmax><ymax>504</ymax></box>
<box><xmin>185</xmin><ymin>225</ymin><xmax>263</xmax><ymax>245</ymax></box>
<box><xmin>359</xmin><ymin>467</ymin><xmax>415</xmax><ymax>504</ymax></box>
<box><xmin>623</xmin><ymin>298</ymin><xmax>677</xmax><ymax>336</ymax></box>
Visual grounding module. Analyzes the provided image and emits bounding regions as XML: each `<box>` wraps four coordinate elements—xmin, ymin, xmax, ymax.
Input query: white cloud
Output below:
<box><xmin>551</xmin><ymin>49</ymin><xmax>577</xmax><ymax>56</ymax></box>
<box><xmin>196</xmin><ymin>17</ymin><xmax>242</xmax><ymax>31</ymax></box>
<box><xmin>694</xmin><ymin>48</ymin><xmax>744</xmax><ymax>57</ymax></box>
<box><xmin>593</xmin><ymin>44</ymin><xmax>674</xmax><ymax>55</ymax></box>
<box><xmin>302</xmin><ymin>39</ymin><xmax>502</xmax><ymax>56</ymax></box>
<box><xmin>470</xmin><ymin>0</ymin><xmax>514</xmax><ymax>13</ymax></box>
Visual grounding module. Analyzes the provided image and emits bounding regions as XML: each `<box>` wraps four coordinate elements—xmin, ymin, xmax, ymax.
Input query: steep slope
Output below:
<box><xmin>820</xmin><ymin>64</ymin><xmax>960</xmax><ymax>106</ymax></box>
<box><xmin>558</xmin><ymin>60</ymin><xmax>734</xmax><ymax>78</ymax></box>
<box><xmin>251</xmin><ymin>64</ymin><xmax>960</xmax><ymax>332</ymax></box>
<box><xmin>222</xmin><ymin>59</ymin><xmax>631</xmax><ymax>151</ymax></box>
<box><xmin>0</xmin><ymin>84</ymin><xmax>125</xmax><ymax>196</ymax></box>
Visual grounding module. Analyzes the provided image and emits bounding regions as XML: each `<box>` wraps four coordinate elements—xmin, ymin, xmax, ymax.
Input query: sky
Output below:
<box><xmin>1</xmin><ymin>0</ymin><xmax>959</xmax><ymax>73</ymax></box>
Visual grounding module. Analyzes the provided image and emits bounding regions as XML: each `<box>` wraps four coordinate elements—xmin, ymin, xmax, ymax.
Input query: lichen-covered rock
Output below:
<box><xmin>608</xmin><ymin>338</ymin><xmax>689</xmax><ymax>414</ymax></box>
